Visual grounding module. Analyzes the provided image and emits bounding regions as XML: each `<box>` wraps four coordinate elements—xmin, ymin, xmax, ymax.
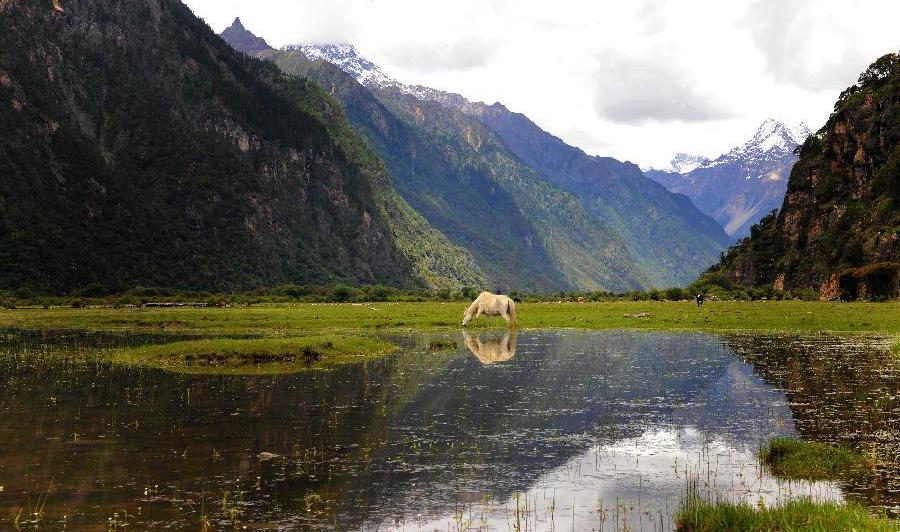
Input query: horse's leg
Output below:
<box><xmin>501</xmin><ymin>310</ymin><xmax>511</xmax><ymax>327</ymax></box>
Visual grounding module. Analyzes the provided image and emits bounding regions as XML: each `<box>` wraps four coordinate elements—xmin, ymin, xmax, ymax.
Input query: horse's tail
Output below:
<box><xmin>507</xmin><ymin>298</ymin><xmax>517</xmax><ymax>327</ymax></box>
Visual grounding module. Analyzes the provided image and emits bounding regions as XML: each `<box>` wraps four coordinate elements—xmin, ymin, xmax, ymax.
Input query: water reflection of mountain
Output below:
<box><xmin>348</xmin><ymin>330</ymin><xmax>797</xmax><ymax>528</ymax></box>
<box><xmin>0</xmin><ymin>330</ymin><xmax>800</xmax><ymax>529</ymax></box>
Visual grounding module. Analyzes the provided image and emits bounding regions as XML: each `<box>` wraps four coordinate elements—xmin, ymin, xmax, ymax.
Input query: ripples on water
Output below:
<box><xmin>0</xmin><ymin>329</ymin><xmax>895</xmax><ymax>530</ymax></box>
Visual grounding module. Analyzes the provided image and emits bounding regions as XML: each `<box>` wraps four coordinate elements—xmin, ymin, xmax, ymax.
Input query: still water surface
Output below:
<box><xmin>0</xmin><ymin>329</ymin><xmax>896</xmax><ymax>530</ymax></box>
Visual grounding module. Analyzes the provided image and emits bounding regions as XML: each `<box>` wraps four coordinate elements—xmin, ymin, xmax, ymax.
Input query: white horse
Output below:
<box><xmin>462</xmin><ymin>291</ymin><xmax>517</xmax><ymax>327</ymax></box>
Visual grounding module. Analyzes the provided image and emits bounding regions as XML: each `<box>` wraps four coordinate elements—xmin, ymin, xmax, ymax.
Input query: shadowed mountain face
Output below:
<box><xmin>0</xmin><ymin>0</ymin><xmax>485</xmax><ymax>292</ymax></box>
<box><xmin>462</xmin><ymin>103</ymin><xmax>734</xmax><ymax>279</ymax></box>
<box><xmin>254</xmin><ymin>49</ymin><xmax>650</xmax><ymax>291</ymax></box>
<box><xmin>219</xmin><ymin>17</ymin><xmax>273</xmax><ymax>54</ymax></box>
<box><xmin>646</xmin><ymin>120</ymin><xmax>811</xmax><ymax>238</ymax></box>
<box><xmin>710</xmin><ymin>53</ymin><xmax>900</xmax><ymax>299</ymax></box>
<box><xmin>223</xmin><ymin>25</ymin><xmax>732</xmax><ymax>290</ymax></box>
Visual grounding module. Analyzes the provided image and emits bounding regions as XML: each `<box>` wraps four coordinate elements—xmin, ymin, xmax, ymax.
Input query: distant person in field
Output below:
<box><xmin>696</xmin><ymin>293</ymin><xmax>705</xmax><ymax>307</ymax></box>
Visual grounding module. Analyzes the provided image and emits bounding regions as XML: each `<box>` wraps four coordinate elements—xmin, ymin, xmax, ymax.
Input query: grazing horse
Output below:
<box><xmin>462</xmin><ymin>291</ymin><xmax>517</xmax><ymax>327</ymax></box>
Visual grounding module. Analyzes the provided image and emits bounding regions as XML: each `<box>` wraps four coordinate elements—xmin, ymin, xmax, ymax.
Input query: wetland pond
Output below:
<box><xmin>0</xmin><ymin>329</ymin><xmax>898</xmax><ymax>530</ymax></box>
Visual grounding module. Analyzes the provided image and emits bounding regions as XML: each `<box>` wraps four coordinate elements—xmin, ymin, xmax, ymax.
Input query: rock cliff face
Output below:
<box><xmin>0</xmin><ymin>0</ymin><xmax>485</xmax><ymax>292</ymax></box>
<box><xmin>712</xmin><ymin>53</ymin><xmax>899</xmax><ymax>299</ymax></box>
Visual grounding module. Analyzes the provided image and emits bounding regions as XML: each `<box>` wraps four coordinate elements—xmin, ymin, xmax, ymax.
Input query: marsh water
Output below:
<box><xmin>0</xmin><ymin>329</ymin><xmax>897</xmax><ymax>530</ymax></box>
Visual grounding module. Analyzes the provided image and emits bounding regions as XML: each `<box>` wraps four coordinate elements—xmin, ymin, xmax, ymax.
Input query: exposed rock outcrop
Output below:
<box><xmin>709</xmin><ymin>52</ymin><xmax>900</xmax><ymax>300</ymax></box>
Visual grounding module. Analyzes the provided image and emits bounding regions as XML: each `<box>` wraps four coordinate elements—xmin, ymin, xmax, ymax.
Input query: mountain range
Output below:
<box><xmin>645</xmin><ymin>120</ymin><xmax>811</xmax><ymax>238</ymax></box>
<box><xmin>223</xmin><ymin>19</ymin><xmax>731</xmax><ymax>291</ymax></box>
<box><xmin>710</xmin><ymin>53</ymin><xmax>899</xmax><ymax>299</ymax></box>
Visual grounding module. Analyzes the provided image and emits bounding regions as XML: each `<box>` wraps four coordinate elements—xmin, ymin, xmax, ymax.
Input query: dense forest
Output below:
<box><xmin>0</xmin><ymin>0</ymin><xmax>485</xmax><ymax>293</ymax></box>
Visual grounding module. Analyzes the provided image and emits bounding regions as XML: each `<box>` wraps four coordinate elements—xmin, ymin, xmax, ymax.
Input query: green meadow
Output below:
<box><xmin>0</xmin><ymin>300</ymin><xmax>897</xmax><ymax>336</ymax></box>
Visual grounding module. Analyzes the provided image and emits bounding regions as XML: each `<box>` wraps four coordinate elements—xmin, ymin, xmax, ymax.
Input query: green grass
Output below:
<box><xmin>110</xmin><ymin>336</ymin><xmax>397</xmax><ymax>375</ymax></box>
<box><xmin>0</xmin><ymin>301</ymin><xmax>898</xmax><ymax>336</ymax></box>
<box><xmin>675</xmin><ymin>499</ymin><xmax>898</xmax><ymax>531</ymax></box>
<box><xmin>0</xmin><ymin>301</ymin><xmax>895</xmax><ymax>374</ymax></box>
<box><xmin>759</xmin><ymin>438</ymin><xmax>873</xmax><ymax>482</ymax></box>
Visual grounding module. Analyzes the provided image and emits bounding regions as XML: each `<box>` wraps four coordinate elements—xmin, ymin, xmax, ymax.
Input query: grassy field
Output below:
<box><xmin>0</xmin><ymin>300</ymin><xmax>897</xmax><ymax>336</ymax></box>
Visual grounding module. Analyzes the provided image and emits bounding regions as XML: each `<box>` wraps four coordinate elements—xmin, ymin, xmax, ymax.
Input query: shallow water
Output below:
<box><xmin>0</xmin><ymin>329</ymin><xmax>896</xmax><ymax>530</ymax></box>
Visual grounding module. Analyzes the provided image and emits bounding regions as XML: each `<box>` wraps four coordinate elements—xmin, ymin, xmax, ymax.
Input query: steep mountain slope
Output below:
<box><xmin>710</xmin><ymin>53</ymin><xmax>899</xmax><ymax>299</ymax></box>
<box><xmin>256</xmin><ymin>48</ymin><xmax>648</xmax><ymax>291</ymax></box>
<box><xmin>224</xmin><ymin>23</ymin><xmax>731</xmax><ymax>289</ymax></box>
<box><xmin>290</xmin><ymin>41</ymin><xmax>731</xmax><ymax>283</ymax></box>
<box><xmin>459</xmin><ymin>102</ymin><xmax>733</xmax><ymax>281</ymax></box>
<box><xmin>0</xmin><ymin>0</ymin><xmax>485</xmax><ymax>292</ymax></box>
<box><xmin>646</xmin><ymin>120</ymin><xmax>811</xmax><ymax>238</ymax></box>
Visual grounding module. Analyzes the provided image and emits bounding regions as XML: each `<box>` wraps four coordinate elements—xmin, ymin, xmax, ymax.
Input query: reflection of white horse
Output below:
<box><xmin>462</xmin><ymin>292</ymin><xmax>517</xmax><ymax>327</ymax></box>
<box><xmin>463</xmin><ymin>331</ymin><xmax>517</xmax><ymax>365</ymax></box>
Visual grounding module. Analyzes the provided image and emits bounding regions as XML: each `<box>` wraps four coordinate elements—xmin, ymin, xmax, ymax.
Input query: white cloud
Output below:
<box><xmin>183</xmin><ymin>0</ymin><xmax>900</xmax><ymax>168</ymax></box>
<box><xmin>380</xmin><ymin>36</ymin><xmax>500</xmax><ymax>73</ymax></box>
<box><xmin>593</xmin><ymin>49</ymin><xmax>734</xmax><ymax>124</ymax></box>
<box><xmin>743</xmin><ymin>0</ymin><xmax>897</xmax><ymax>91</ymax></box>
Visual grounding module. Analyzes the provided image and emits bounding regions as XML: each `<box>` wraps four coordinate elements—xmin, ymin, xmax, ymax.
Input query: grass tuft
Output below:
<box><xmin>427</xmin><ymin>340</ymin><xmax>458</xmax><ymax>351</ymax></box>
<box><xmin>675</xmin><ymin>498</ymin><xmax>897</xmax><ymax>531</ymax></box>
<box><xmin>759</xmin><ymin>438</ymin><xmax>873</xmax><ymax>481</ymax></box>
<box><xmin>111</xmin><ymin>336</ymin><xmax>397</xmax><ymax>375</ymax></box>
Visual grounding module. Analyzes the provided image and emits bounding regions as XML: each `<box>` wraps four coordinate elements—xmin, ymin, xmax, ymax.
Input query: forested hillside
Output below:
<box><xmin>0</xmin><ymin>1</ymin><xmax>485</xmax><ymax>293</ymax></box>
<box><xmin>710</xmin><ymin>53</ymin><xmax>899</xmax><ymax>300</ymax></box>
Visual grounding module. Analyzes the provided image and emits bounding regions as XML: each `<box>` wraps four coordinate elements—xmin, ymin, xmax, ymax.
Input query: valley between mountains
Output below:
<box><xmin>222</xmin><ymin>17</ymin><xmax>733</xmax><ymax>292</ymax></box>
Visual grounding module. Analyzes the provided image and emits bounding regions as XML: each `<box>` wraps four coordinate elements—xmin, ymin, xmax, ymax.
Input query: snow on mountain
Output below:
<box><xmin>669</xmin><ymin>153</ymin><xmax>711</xmax><ymax>174</ymax></box>
<box><xmin>284</xmin><ymin>43</ymin><xmax>397</xmax><ymax>87</ymax></box>
<box><xmin>289</xmin><ymin>40</ymin><xmax>802</xmax><ymax>240</ymax></box>
<box><xmin>722</xmin><ymin>119</ymin><xmax>811</xmax><ymax>176</ymax></box>
<box><xmin>284</xmin><ymin>42</ymin><xmax>477</xmax><ymax>111</ymax></box>
<box><xmin>645</xmin><ymin>119</ymin><xmax>812</xmax><ymax>238</ymax></box>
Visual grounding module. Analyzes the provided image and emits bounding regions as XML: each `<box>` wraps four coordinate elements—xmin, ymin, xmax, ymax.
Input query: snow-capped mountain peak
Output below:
<box><xmin>284</xmin><ymin>43</ymin><xmax>397</xmax><ymax>88</ymax></box>
<box><xmin>670</xmin><ymin>153</ymin><xmax>711</xmax><ymax>174</ymax></box>
<box><xmin>284</xmin><ymin>42</ymin><xmax>483</xmax><ymax>112</ymax></box>
<box><xmin>748</xmin><ymin>118</ymin><xmax>811</xmax><ymax>152</ymax></box>
<box><xmin>645</xmin><ymin>118</ymin><xmax>814</xmax><ymax>238</ymax></box>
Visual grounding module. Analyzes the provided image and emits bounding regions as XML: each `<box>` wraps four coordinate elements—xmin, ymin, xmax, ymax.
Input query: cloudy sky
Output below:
<box><xmin>184</xmin><ymin>0</ymin><xmax>898</xmax><ymax>168</ymax></box>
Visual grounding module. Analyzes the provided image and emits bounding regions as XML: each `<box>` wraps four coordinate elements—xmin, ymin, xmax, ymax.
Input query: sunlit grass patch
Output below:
<box><xmin>111</xmin><ymin>336</ymin><xmax>397</xmax><ymax>375</ymax></box>
<box><xmin>759</xmin><ymin>438</ymin><xmax>873</xmax><ymax>482</ymax></box>
<box><xmin>675</xmin><ymin>498</ymin><xmax>897</xmax><ymax>531</ymax></box>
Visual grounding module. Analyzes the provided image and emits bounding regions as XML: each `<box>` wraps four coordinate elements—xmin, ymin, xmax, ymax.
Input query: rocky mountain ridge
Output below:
<box><xmin>219</xmin><ymin>17</ymin><xmax>273</xmax><ymax>54</ymax></box>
